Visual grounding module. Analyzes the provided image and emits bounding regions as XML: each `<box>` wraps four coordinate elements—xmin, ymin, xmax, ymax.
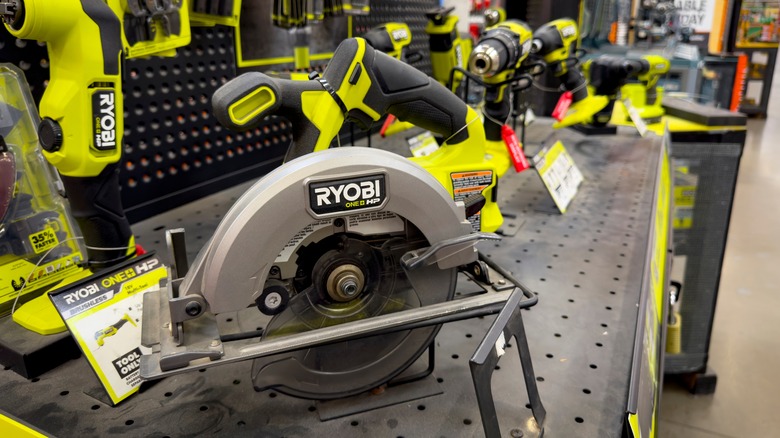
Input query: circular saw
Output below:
<box><xmin>139</xmin><ymin>37</ymin><xmax>521</xmax><ymax>400</ymax></box>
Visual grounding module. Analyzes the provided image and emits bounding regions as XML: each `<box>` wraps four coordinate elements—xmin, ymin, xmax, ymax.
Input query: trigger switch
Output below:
<box><xmin>38</xmin><ymin>118</ymin><xmax>63</xmax><ymax>152</ymax></box>
<box><xmin>348</xmin><ymin>63</ymin><xmax>362</xmax><ymax>85</ymax></box>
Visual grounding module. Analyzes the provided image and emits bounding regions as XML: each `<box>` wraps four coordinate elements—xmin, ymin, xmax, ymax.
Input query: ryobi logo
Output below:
<box><xmin>309</xmin><ymin>174</ymin><xmax>386</xmax><ymax>215</ymax></box>
<box><xmin>64</xmin><ymin>282</ymin><xmax>101</xmax><ymax>305</ymax></box>
<box><xmin>93</xmin><ymin>90</ymin><xmax>117</xmax><ymax>151</ymax></box>
<box><xmin>561</xmin><ymin>25</ymin><xmax>576</xmax><ymax>38</ymax></box>
<box><xmin>391</xmin><ymin>28</ymin><xmax>409</xmax><ymax>42</ymax></box>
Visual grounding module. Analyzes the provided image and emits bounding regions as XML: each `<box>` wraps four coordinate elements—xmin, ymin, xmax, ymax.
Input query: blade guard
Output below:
<box><xmin>180</xmin><ymin>148</ymin><xmax>478</xmax><ymax>314</ymax></box>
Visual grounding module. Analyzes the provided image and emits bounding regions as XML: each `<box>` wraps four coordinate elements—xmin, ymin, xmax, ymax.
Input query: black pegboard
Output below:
<box><xmin>120</xmin><ymin>26</ymin><xmax>289</xmax><ymax>222</ymax></box>
<box><xmin>0</xmin><ymin>31</ymin><xmax>49</xmax><ymax>104</ymax></box>
<box><xmin>352</xmin><ymin>0</ymin><xmax>439</xmax><ymax>77</ymax></box>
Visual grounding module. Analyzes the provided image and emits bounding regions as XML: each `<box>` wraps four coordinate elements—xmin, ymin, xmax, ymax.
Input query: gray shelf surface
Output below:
<box><xmin>0</xmin><ymin>124</ymin><xmax>661</xmax><ymax>437</ymax></box>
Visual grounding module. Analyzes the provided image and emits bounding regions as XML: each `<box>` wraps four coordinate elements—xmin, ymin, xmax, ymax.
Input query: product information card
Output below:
<box><xmin>49</xmin><ymin>253</ymin><xmax>166</xmax><ymax>404</ymax></box>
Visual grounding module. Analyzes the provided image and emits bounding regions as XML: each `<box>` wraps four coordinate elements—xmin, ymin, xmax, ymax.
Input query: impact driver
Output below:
<box><xmin>529</xmin><ymin>18</ymin><xmax>608</xmax><ymax>128</ymax></box>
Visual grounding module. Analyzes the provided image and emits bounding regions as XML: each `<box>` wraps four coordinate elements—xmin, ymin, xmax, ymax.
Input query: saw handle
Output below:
<box><xmin>212</xmin><ymin>38</ymin><xmax>471</xmax><ymax>162</ymax></box>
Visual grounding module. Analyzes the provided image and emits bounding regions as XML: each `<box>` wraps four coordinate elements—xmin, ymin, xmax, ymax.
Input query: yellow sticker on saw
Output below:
<box><xmin>29</xmin><ymin>228</ymin><xmax>59</xmax><ymax>254</ymax></box>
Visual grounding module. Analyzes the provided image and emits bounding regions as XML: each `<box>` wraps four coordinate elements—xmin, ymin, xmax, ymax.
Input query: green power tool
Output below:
<box><xmin>468</xmin><ymin>19</ymin><xmax>535</xmax><ymax>176</ymax></box>
<box><xmin>425</xmin><ymin>6</ymin><xmax>472</xmax><ymax>92</ymax></box>
<box><xmin>212</xmin><ymin>37</ymin><xmax>504</xmax><ymax>233</ymax></box>
<box><xmin>529</xmin><ymin>18</ymin><xmax>609</xmax><ymax>129</ymax></box>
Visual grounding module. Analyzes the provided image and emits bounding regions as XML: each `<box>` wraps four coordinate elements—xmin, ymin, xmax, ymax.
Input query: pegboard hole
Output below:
<box><xmin>125</xmin><ymin>420</ymin><xmax>134</xmax><ymax>426</ymax></box>
<box><xmin>308</xmin><ymin>406</ymin><xmax>316</xmax><ymax>412</ymax></box>
<box><xmin>452</xmin><ymin>354</ymin><xmax>459</xmax><ymax>359</ymax></box>
<box><xmin>575</xmin><ymin>417</ymin><xmax>584</xmax><ymax>423</ymax></box>
<box><xmin>583</xmin><ymin>389</ymin><xmax>591</xmax><ymax>394</ymax></box>
<box><xmin>269</xmin><ymin>392</ymin><xmax>278</xmax><ymax>398</ymax></box>
<box><xmin>554</xmin><ymin>333</ymin><xmax>561</xmax><ymax>338</ymax></box>
<box><xmin>59</xmin><ymin>390</ymin><xmax>69</xmax><ymax>396</ymax></box>
<box><xmin>596</xmin><ymin>343</ymin><xmax>604</xmax><ymax>347</ymax></box>
<box><xmin>237</xmin><ymin>421</ymin><xmax>246</xmax><ymax>427</ymax></box>
<box><xmin>465</xmin><ymin>333</ymin><xmax>472</xmax><ymax>338</ymax></box>
<box><xmin>417</xmin><ymin>405</ymin><xmax>426</xmax><ymax>411</ymax></box>
<box><xmin>463</xmin><ymin>419</ymin><xmax>473</xmax><ymax>425</ymax></box>
<box><xmin>200</xmin><ymin>406</ymin><xmax>208</xmax><ymax>411</ymax></box>
<box><xmin>199</xmin><ymin>369</ymin><xmax>206</xmax><ymax>373</ymax></box>
<box><xmin>31</xmin><ymin>378</ymin><xmax>39</xmax><ymax>383</ymax></box>
<box><xmin>561</xmin><ymin>315</ymin><xmax>568</xmax><ymax>319</ymax></box>
<box><xmin>536</xmin><ymin>376</ymin><xmax>544</xmax><ymax>382</ymax></box>
<box><xmin>524</xmin><ymin>403</ymin><xmax>531</xmax><ymax>409</ymax></box>
<box><xmin>164</xmin><ymin>392</ymin><xmax>173</xmax><ymax>397</ymax></box>
<box><xmin>351</xmin><ymin>421</ymin><xmax>359</xmax><ymax>427</ymax></box>
<box><xmin>574</xmin><ymin>284</ymin><xmax>580</xmax><ymax>288</ymax></box>
<box><xmin>540</xmin><ymin>278</ymin><xmax>546</xmax><ymax>282</ymax></box>
<box><xmin>590</xmin><ymin>364</ymin><xmax>598</xmax><ymax>369</ymax></box>
<box><xmin>437</xmin><ymin>378</ymin><xmax>444</xmax><ymax>383</ymax></box>
<box><xmin>91</xmin><ymin>405</ymin><xmax>100</xmax><ymax>410</ymax></box>
<box><xmin>568</xmin><ymin>299</ymin><xmax>575</xmax><ymax>303</ymax></box>
<box><xmin>494</xmin><ymin>365</ymin><xmax>501</xmax><ymax>370</ymax></box>
<box><xmin>606</xmin><ymin>306</ymin><xmax>613</xmax><ymax>311</ymax></box>
<box><xmin>226</xmin><ymin>318</ymin><xmax>233</xmax><ymax>322</ymax></box>
<box><xmin>601</xmin><ymin>323</ymin><xmax>608</xmax><ymax>328</ymax></box>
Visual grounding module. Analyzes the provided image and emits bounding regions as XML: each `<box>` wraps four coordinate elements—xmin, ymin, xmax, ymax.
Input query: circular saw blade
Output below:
<box><xmin>251</xmin><ymin>220</ymin><xmax>456</xmax><ymax>399</ymax></box>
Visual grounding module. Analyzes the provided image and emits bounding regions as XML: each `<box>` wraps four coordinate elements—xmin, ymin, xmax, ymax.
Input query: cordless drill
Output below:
<box><xmin>1</xmin><ymin>0</ymin><xmax>135</xmax><ymax>269</ymax></box>
<box><xmin>529</xmin><ymin>18</ymin><xmax>608</xmax><ymax>128</ymax></box>
<box><xmin>425</xmin><ymin>6</ymin><xmax>471</xmax><ymax>91</ymax></box>
<box><xmin>620</xmin><ymin>55</ymin><xmax>670</xmax><ymax>122</ymax></box>
<box><xmin>468</xmin><ymin>19</ymin><xmax>533</xmax><ymax>176</ymax></box>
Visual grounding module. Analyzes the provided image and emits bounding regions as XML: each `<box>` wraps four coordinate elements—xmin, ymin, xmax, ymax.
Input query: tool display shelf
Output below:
<box><xmin>0</xmin><ymin>124</ymin><xmax>667</xmax><ymax>437</ymax></box>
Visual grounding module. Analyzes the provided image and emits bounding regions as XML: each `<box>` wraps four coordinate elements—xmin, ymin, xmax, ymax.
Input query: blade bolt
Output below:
<box><xmin>340</xmin><ymin>278</ymin><xmax>359</xmax><ymax>297</ymax></box>
<box><xmin>185</xmin><ymin>301</ymin><xmax>202</xmax><ymax>316</ymax></box>
<box><xmin>269</xmin><ymin>266</ymin><xmax>280</xmax><ymax>276</ymax></box>
<box><xmin>265</xmin><ymin>292</ymin><xmax>282</xmax><ymax>309</ymax></box>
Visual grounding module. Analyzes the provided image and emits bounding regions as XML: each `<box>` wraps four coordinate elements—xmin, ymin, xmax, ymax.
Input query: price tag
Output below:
<box><xmin>501</xmin><ymin>125</ymin><xmax>530</xmax><ymax>173</ymax></box>
<box><xmin>624</xmin><ymin>99</ymin><xmax>649</xmax><ymax>137</ymax></box>
<box><xmin>49</xmin><ymin>253</ymin><xmax>167</xmax><ymax>405</ymax></box>
<box><xmin>532</xmin><ymin>141</ymin><xmax>583</xmax><ymax>213</ymax></box>
<box><xmin>406</xmin><ymin>131</ymin><xmax>439</xmax><ymax>157</ymax></box>
<box><xmin>552</xmin><ymin>91</ymin><xmax>573</xmax><ymax>121</ymax></box>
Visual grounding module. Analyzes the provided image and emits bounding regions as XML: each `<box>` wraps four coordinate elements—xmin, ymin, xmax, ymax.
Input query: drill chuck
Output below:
<box><xmin>469</xmin><ymin>44</ymin><xmax>504</xmax><ymax>77</ymax></box>
<box><xmin>468</xmin><ymin>27</ymin><xmax>524</xmax><ymax>78</ymax></box>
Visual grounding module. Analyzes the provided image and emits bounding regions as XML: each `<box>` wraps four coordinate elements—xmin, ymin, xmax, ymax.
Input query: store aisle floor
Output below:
<box><xmin>658</xmin><ymin>71</ymin><xmax>780</xmax><ymax>436</ymax></box>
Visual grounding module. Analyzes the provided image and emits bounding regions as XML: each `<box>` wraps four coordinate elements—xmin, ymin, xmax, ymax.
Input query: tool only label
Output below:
<box><xmin>49</xmin><ymin>253</ymin><xmax>166</xmax><ymax>405</ymax></box>
<box><xmin>308</xmin><ymin>174</ymin><xmax>386</xmax><ymax>216</ymax></box>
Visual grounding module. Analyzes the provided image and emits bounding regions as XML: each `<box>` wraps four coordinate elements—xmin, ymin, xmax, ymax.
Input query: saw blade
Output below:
<box><xmin>0</xmin><ymin>141</ymin><xmax>15</xmax><ymax>224</ymax></box>
<box><xmin>251</xmin><ymin>218</ymin><xmax>456</xmax><ymax>399</ymax></box>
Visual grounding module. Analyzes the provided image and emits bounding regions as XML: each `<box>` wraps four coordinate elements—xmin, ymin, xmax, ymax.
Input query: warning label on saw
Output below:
<box><xmin>451</xmin><ymin>171</ymin><xmax>493</xmax><ymax>231</ymax></box>
<box><xmin>347</xmin><ymin>211</ymin><xmax>405</xmax><ymax>235</ymax></box>
<box><xmin>276</xmin><ymin>220</ymin><xmax>332</xmax><ymax>263</ymax></box>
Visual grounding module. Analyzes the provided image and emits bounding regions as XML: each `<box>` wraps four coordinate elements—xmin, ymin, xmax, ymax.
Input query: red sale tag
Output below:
<box><xmin>551</xmin><ymin>91</ymin><xmax>573</xmax><ymax>121</ymax></box>
<box><xmin>501</xmin><ymin>125</ymin><xmax>530</xmax><ymax>173</ymax></box>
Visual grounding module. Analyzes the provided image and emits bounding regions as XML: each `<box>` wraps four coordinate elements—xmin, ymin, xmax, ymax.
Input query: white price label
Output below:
<box><xmin>532</xmin><ymin>141</ymin><xmax>583</xmax><ymax>214</ymax></box>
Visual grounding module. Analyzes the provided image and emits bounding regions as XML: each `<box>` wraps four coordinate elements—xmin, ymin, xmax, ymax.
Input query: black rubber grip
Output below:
<box><xmin>357</xmin><ymin>42</ymin><xmax>470</xmax><ymax>144</ymax></box>
<box><xmin>60</xmin><ymin>164</ymin><xmax>135</xmax><ymax>269</ymax></box>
